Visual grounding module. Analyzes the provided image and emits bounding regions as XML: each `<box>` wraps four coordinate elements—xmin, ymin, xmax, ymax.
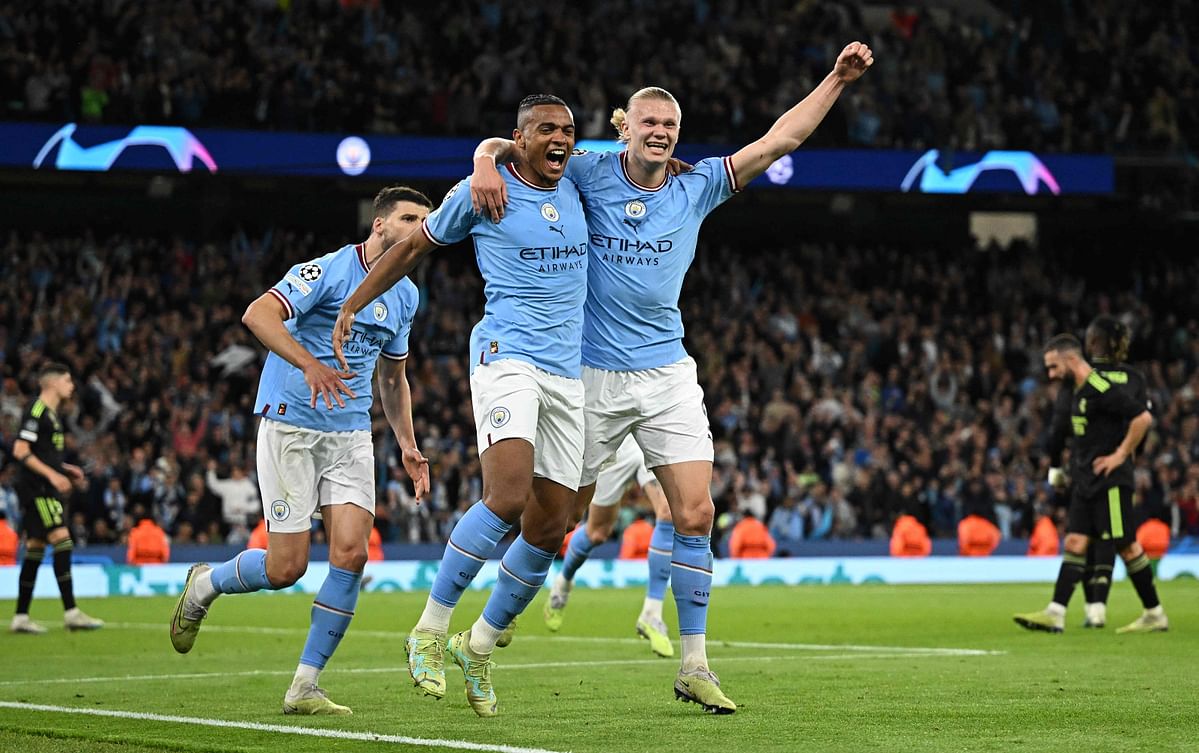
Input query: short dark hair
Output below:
<box><xmin>373</xmin><ymin>186</ymin><xmax>432</xmax><ymax>219</ymax></box>
<box><xmin>38</xmin><ymin>361</ymin><xmax>70</xmax><ymax>380</ymax></box>
<box><xmin>517</xmin><ymin>94</ymin><xmax>568</xmax><ymax>129</ymax></box>
<box><xmin>1043</xmin><ymin>333</ymin><xmax>1083</xmax><ymax>355</ymax></box>
<box><xmin>1086</xmin><ymin>315</ymin><xmax>1130</xmax><ymax>362</ymax></box>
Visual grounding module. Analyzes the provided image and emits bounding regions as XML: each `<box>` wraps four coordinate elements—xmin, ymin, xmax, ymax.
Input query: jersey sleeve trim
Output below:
<box><xmin>421</xmin><ymin>219</ymin><xmax>449</xmax><ymax>247</ymax></box>
<box><xmin>18</xmin><ymin>430</ymin><xmax>37</xmax><ymax>442</ymax></box>
<box><xmin>380</xmin><ymin>350</ymin><xmax>409</xmax><ymax>361</ymax></box>
<box><xmin>268</xmin><ymin>288</ymin><xmax>296</xmax><ymax>320</ymax></box>
<box><xmin>722</xmin><ymin>156</ymin><xmax>740</xmax><ymax>193</ymax></box>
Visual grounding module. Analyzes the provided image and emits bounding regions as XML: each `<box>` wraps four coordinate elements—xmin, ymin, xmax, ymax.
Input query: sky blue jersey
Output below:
<box><xmin>567</xmin><ymin>150</ymin><xmax>738</xmax><ymax>371</ymax></box>
<box><xmin>422</xmin><ymin>164</ymin><xmax>589</xmax><ymax>379</ymax></box>
<box><xmin>254</xmin><ymin>243</ymin><xmax>418</xmax><ymax>432</ymax></box>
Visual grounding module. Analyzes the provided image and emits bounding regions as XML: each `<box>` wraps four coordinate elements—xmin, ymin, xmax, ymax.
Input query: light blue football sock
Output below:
<box><xmin>429</xmin><ymin>501</ymin><xmax>511</xmax><ymax>608</ymax></box>
<box><xmin>647</xmin><ymin>520</ymin><xmax>674</xmax><ymax>600</ymax></box>
<box><xmin>670</xmin><ymin>533</ymin><xmax>712</xmax><ymax>636</ymax></box>
<box><xmin>560</xmin><ymin>523</ymin><xmax>596</xmax><ymax>582</ymax></box>
<box><xmin>481</xmin><ymin>535</ymin><xmax>555</xmax><ymax>630</ymax></box>
<box><xmin>210</xmin><ymin>549</ymin><xmax>274</xmax><ymax>594</ymax></box>
<box><xmin>299</xmin><ymin>565</ymin><xmax>361</xmax><ymax>670</ymax></box>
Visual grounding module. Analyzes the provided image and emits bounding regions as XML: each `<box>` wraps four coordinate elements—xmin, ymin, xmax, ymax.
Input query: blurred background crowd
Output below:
<box><xmin>1</xmin><ymin>0</ymin><xmax>1195</xmax><ymax>154</ymax></box>
<box><xmin>0</xmin><ymin>0</ymin><xmax>1196</xmax><ymax>556</ymax></box>
<box><xmin>0</xmin><ymin>228</ymin><xmax>1194</xmax><ymax>553</ymax></box>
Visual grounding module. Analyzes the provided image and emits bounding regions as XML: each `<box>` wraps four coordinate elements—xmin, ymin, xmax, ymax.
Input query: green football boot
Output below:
<box><xmin>674</xmin><ymin>666</ymin><xmax>736</xmax><ymax>714</ymax></box>
<box><xmin>636</xmin><ymin>616</ymin><xmax>674</xmax><ymax>658</ymax></box>
<box><xmin>543</xmin><ymin>577</ymin><xmax>571</xmax><ymax>632</ymax></box>
<box><xmin>1013</xmin><ymin>608</ymin><xmax>1065</xmax><ymax>633</ymax></box>
<box><xmin>1115</xmin><ymin>609</ymin><xmax>1169</xmax><ymax>634</ymax></box>
<box><xmin>282</xmin><ymin>681</ymin><xmax>352</xmax><ymax>715</ymax></box>
<box><xmin>405</xmin><ymin>629</ymin><xmax>447</xmax><ymax>699</ymax></box>
<box><xmin>496</xmin><ymin>616</ymin><xmax>517</xmax><ymax>648</ymax></box>
<box><xmin>169</xmin><ymin>563</ymin><xmax>211</xmax><ymax>653</ymax></box>
<box><xmin>447</xmin><ymin>629</ymin><xmax>497</xmax><ymax>717</ymax></box>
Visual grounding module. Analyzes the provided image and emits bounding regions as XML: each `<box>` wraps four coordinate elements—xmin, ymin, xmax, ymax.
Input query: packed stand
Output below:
<box><xmin>0</xmin><ymin>1</ymin><xmax>1195</xmax><ymax>155</ymax></box>
<box><xmin>0</xmin><ymin>228</ymin><xmax>1197</xmax><ymax>553</ymax></box>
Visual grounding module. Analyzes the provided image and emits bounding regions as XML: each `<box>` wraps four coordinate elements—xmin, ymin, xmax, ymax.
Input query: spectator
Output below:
<box><xmin>0</xmin><ymin>508</ymin><xmax>17</xmax><ymax>565</ymax></box>
<box><xmin>1027</xmin><ymin>513</ymin><xmax>1061</xmax><ymax>557</ymax></box>
<box><xmin>205</xmin><ymin>459</ymin><xmax>259</xmax><ymax>536</ymax></box>
<box><xmin>958</xmin><ymin>514</ymin><xmax>1002</xmax><ymax>557</ymax></box>
<box><xmin>126</xmin><ymin>507</ymin><xmax>170</xmax><ymax>564</ymax></box>
<box><xmin>1136</xmin><ymin>518</ymin><xmax>1171</xmax><ymax>565</ymax></box>
<box><xmin>890</xmin><ymin>513</ymin><xmax>931</xmax><ymax>557</ymax></box>
<box><xmin>728</xmin><ymin>510</ymin><xmax>777</xmax><ymax>559</ymax></box>
<box><xmin>619</xmin><ymin>514</ymin><xmax>654</xmax><ymax>560</ymax></box>
<box><xmin>768</xmin><ymin>495</ymin><xmax>804</xmax><ymax>555</ymax></box>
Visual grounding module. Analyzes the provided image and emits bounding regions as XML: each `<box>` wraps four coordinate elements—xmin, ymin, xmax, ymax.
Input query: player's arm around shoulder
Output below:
<box><xmin>333</xmin><ymin>223</ymin><xmax>443</xmax><ymax>371</ymax></box>
<box><xmin>376</xmin><ymin>356</ymin><xmax>430</xmax><ymax>501</ymax></box>
<box><xmin>729</xmin><ymin>40</ymin><xmax>874</xmax><ymax>186</ymax></box>
<box><xmin>472</xmin><ymin>139</ymin><xmax>515</xmax><ymax>222</ymax></box>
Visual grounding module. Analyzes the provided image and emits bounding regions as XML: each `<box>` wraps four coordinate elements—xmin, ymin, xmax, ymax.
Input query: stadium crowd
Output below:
<box><xmin>0</xmin><ymin>228</ymin><xmax>1195</xmax><ymax>553</ymax></box>
<box><xmin>0</xmin><ymin>0</ymin><xmax>1195</xmax><ymax>154</ymax></box>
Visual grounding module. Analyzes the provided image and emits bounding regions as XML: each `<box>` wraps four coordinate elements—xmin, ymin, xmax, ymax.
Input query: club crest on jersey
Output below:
<box><xmin>624</xmin><ymin>200</ymin><xmax>647</xmax><ymax>219</ymax></box>
<box><xmin>298</xmin><ymin>263</ymin><xmax>323</xmax><ymax>282</ymax></box>
<box><xmin>270</xmin><ymin>500</ymin><xmax>290</xmax><ymax>521</ymax></box>
<box><xmin>489</xmin><ymin>406</ymin><xmax>511</xmax><ymax>428</ymax></box>
<box><xmin>373</xmin><ymin>302</ymin><xmax>387</xmax><ymax>321</ymax></box>
<box><xmin>540</xmin><ymin>203</ymin><xmax>559</xmax><ymax>222</ymax></box>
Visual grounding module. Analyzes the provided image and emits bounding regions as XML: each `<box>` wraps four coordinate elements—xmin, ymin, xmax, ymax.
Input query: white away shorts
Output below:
<box><xmin>580</xmin><ymin>356</ymin><xmax>713</xmax><ymax>487</ymax></box>
<box><xmin>592</xmin><ymin>434</ymin><xmax>657</xmax><ymax>507</ymax></box>
<box><xmin>471</xmin><ymin>358</ymin><xmax>585</xmax><ymax>491</ymax></box>
<box><xmin>256</xmin><ymin>418</ymin><xmax>375</xmax><ymax>534</ymax></box>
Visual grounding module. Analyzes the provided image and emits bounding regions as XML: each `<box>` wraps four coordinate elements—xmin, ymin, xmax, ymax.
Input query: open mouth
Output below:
<box><xmin>546</xmin><ymin>149</ymin><xmax>567</xmax><ymax>169</ymax></box>
<box><xmin>646</xmin><ymin>141</ymin><xmax>669</xmax><ymax>156</ymax></box>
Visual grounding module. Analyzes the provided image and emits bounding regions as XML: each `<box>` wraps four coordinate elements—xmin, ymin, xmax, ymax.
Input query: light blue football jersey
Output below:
<box><xmin>254</xmin><ymin>243</ymin><xmax>418</xmax><ymax>432</ymax></box>
<box><xmin>567</xmin><ymin>150</ymin><xmax>737</xmax><ymax>370</ymax></box>
<box><xmin>422</xmin><ymin>164</ymin><xmax>589</xmax><ymax>378</ymax></box>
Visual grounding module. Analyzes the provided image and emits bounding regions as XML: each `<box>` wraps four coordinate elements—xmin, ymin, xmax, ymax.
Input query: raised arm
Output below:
<box><xmin>333</xmin><ymin>230</ymin><xmax>437</xmax><ymax>370</ymax></box>
<box><xmin>376</xmin><ymin>356</ymin><xmax>430</xmax><ymax>502</ymax></box>
<box><xmin>729</xmin><ymin>41</ymin><xmax>873</xmax><ymax>186</ymax></box>
<box><xmin>471</xmin><ymin>138</ymin><xmax>516</xmax><ymax>222</ymax></box>
<box><xmin>242</xmin><ymin>292</ymin><xmax>356</xmax><ymax>410</ymax></box>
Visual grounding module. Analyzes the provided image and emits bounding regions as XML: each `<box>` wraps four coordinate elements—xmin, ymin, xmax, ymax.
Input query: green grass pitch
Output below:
<box><xmin>0</xmin><ymin>580</ymin><xmax>1194</xmax><ymax>753</ymax></box>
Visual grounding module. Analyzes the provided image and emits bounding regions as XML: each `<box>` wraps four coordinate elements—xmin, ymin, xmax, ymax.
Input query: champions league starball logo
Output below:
<box><xmin>33</xmin><ymin>123</ymin><xmax>218</xmax><ymax>173</ymax></box>
<box><xmin>901</xmin><ymin>149</ymin><xmax>1061</xmax><ymax>195</ymax></box>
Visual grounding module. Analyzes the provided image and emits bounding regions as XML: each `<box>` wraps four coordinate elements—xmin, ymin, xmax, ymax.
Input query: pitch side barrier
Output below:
<box><xmin>2</xmin><ymin>555</ymin><xmax>1195</xmax><ymax>599</ymax></box>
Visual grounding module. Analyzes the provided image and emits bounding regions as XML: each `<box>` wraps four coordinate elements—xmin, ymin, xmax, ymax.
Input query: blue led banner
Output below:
<box><xmin>0</xmin><ymin>121</ymin><xmax>1114</xmax><ymax>195</ymax></box>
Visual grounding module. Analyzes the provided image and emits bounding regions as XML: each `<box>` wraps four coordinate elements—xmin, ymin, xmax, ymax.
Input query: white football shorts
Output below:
<box><xmin>580</xmin><ymin>356</ymin><xmax>713</xmax><ymax>487</ymax></box>
<box><xmin>256</xmin><ymin>418</ymin><xmax>375</xmax><ymax>534</ymax></box>
<box><xmin>471</xmin><ymin>358</ymin><xmax>585</xmax><ymax>491</ymax></box>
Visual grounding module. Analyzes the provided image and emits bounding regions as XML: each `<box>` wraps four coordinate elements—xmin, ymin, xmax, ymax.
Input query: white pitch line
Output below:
<box><xmin>0</xmin><ymin>701</ymin><xmax>566</xmax><ymax>753</ymax></box>
<box><xmin>0</xmin><ymin>651</ymin><xmax>992</xmax><ymax>689</ymax></box>
<box><xmin>105</xmin><ymin>622</ymin><xmax>1001</xmax><ymax>656</ymax></box>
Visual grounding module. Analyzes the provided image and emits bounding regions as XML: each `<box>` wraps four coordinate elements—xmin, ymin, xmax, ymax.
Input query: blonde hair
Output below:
<box><xmin>610</xmin><ymin>87</ymin><xmax>680</xmax><ymax>143</ymax></box>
